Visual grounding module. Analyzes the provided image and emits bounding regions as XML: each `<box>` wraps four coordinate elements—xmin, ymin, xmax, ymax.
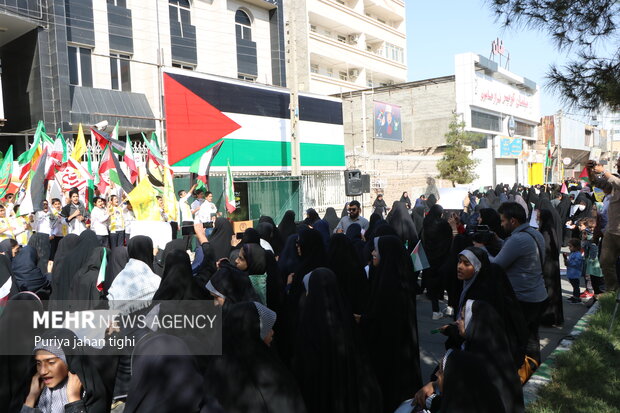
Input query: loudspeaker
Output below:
<box><xmin>344</xmin><ymin>170</ymin><xmax>363</xmax><ymax>196</ymax></box>
<box><xmin>361</xmin><ymin>174</ymin><xmax>370</xmax><ymax>193</ymax></box>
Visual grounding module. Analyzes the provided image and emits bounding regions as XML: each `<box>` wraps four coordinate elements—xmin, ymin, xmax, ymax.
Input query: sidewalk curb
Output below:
<box><xmin>523</xmin><ymin>300</ymin><xmax>601</xmax><ymax>406</ymax></box>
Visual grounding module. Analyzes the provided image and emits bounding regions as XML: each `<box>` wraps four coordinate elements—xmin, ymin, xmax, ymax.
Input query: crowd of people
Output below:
<box><xmin>0</xmin><ymin>159</ymin><xmax>619</xmax><ymax>413</ymax></box>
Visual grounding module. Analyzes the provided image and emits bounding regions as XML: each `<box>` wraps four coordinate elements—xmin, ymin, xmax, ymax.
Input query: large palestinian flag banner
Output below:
<box><xmin>163</xmin><ymin>71</ymin><xmax>345</xmax><ymax>171</ymax></box>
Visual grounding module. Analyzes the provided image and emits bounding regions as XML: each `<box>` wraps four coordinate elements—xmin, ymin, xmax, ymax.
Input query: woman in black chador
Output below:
<box><xmin>293</xmin><ymin>268</ymin><xmax>381</xmax><ymax>413</ymax></box>
<box><xmin>359</xmin><ymin>235</ymin><xmax>422</xmax><ymax>412</ymax></box>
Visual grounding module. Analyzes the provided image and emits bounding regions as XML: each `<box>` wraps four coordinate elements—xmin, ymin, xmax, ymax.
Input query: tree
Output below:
<box><xmin>437</xmin><ymin>115</ymin><xmax>481</xmax><ymax>187</ymax></box>
<box><xmin>488</xmin><ymin>0</ymin><xmax>620</xmax><ymax>112</ymax></box>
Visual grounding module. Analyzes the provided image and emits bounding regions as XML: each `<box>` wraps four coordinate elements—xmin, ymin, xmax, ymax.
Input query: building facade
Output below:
<box><xmin>286</xmin><ymin>0</ymin><xmax>407</xmax><ymax>96</ymax></box>
<box><xmin>340</xmin><ymin>53</ymin><xmax>544</xmax><ymax>208</ymax></box>
<box><xmin>454</xmin><ymin>53</ymin><xmax>541</xmax><ymax>187</ymax></box>
<box><xmin>0</xmin><ymin>0</ymin><xmax>286</xmax><ymax>149</ymax></box>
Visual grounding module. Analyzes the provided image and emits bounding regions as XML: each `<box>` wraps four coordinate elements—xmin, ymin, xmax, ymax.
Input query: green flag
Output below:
<box><xmin>0</xmin><ymin>145</ymin><xmax>13</xmax><ymax>199</ymax></box>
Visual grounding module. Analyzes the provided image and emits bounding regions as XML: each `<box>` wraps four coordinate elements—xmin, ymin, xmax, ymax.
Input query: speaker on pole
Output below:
<box><xmin>344</xmin><ymin>170</ymin><xmax>363</xmax><ymax>196</ymax></box>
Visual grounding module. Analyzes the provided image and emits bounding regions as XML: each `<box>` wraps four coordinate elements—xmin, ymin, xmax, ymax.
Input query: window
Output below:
<box><xmin>107</xmin><ymin>0</ymin><xmax>126</xmax><ymax>6</ymax></box>
<box><xmin>326</xmin><ymin>68</ymin><xmax>333</xmax><ymax>77</ymax></box>
<box><xmin>172</xmin><ymin>62</ymin><xmax>194</xmax><ymax>70</ymax></box>
<box><xmin>337</xmin><ymin>35</ymin><xmax>347</xmax><ymax>43</ymax></box>
<box><xmin>310</xmin><ymin>64</ymin><xmax>319</xmax><ymax>74</ymax></box>
<box><xmin>235</xmin><ymin>10</ymin><xmax>252</xmax><ymax>40</ymax></box>
<box><xmin>169</xmin><ymin>0</ymin><xmax>191</xmax><ymax>36</ymax></box>
<box><xmin>385</xmin><ymin>43</ymin><xmax>403</xmax><ymax>63</ymax></box>
<box><xmin>238</xmin><ymin>74</ymin><xmax>256</xmax><ymax>82</ymax></box>
<box><xmin>339</xmin><ymin>71</ymin><xmax>348</xmax><ymax>81</ymax></box>
<box><xmin>68</xmin><ymin>46</ymin><xmax>93</xmax><ymax>87</ymax></box>
<box><xmin>110</xmin><ymin>53</ymin><xmax>131</xmax><ymax>91</ymax></box>
<box><xmin>515</xmin><ymin>121</ymin><xmax>534</xmax><ymax>138</ymax></box>
<box><xmin>471</xmin><ymin>111</ymin><xmax>502</xmax><ymax>132</ymax></box>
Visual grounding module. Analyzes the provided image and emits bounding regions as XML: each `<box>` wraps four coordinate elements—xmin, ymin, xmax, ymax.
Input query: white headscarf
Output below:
<box><xmin>108</xmin><ymin>258</ymin><xmax>161</xmax><ymax>314</ymax></box>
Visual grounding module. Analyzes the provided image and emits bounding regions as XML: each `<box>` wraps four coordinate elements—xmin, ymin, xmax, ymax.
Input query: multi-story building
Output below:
<box><xmin>286</xmin><ymin>0</ymin><xmax>407</xmax><ymax>95</ymax></box>
<box><xmin>0</xmin><ymin>0</ymin><xmax>286</xmax><ymax>151</ymax></box>
<box><xmin>340</xmin><ymin>52</ymin><xmax>542</xmax><ymax>206</ymax></box>
<box><xmin>0</xmin><ymin>0</ymin><xmax>349</xmax><ymax>222</ymax></box>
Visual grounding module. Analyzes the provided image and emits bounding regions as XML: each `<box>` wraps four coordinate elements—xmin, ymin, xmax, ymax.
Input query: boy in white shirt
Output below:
<box><xmin>61</xmin><ymin>189</ymin><xmax>88</xmax><ymax>235</ymax></box>
<box><xmin>194</xmin><ymin>191</ymin><xmax>218</xmax><ymax>237</ymax></box>
<box><xmin>123</xmin><ymin>201</ymin><xmax>136</xmax><ymax>245</ymax></box>
<box><xmin>108</xmin><ymin>194</ymin><xmax>125</xmax><ymax>249</ymax></box>
<box><xmin>49</xmin><ymin>198</ymin><xmax>68</xmax><ymax>261</ymax></box>
<box><xmin>91</xmin><ymin>197</ymin><xmax>110</xmax><ymax>247</ymax></box>
<box><xmin>178</xmin><ymin>183</ymin><xmax>197</xmax><ymax>250</ymax></box>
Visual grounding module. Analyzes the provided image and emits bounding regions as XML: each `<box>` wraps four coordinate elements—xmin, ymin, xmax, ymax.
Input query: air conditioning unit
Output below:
<box><xmin>347</xmin><ymin>34</ymin><xmax>359</xmax><ymax>44</ymax></box>
<box><xmin>349</xmin><ymin>69</ymin><xmax>359</xmax><ymax>77</ymax></box>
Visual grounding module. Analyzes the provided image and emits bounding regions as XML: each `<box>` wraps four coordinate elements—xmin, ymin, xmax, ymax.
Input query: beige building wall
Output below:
<box><xmin>338</xmin><ymin>76</ymin><xmax>456</xmax><ymax>207</ymax></box>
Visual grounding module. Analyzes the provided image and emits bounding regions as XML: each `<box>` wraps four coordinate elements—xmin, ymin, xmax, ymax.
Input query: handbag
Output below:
<box><xmin>518</xmin><ymin>355</ymin><xmax>539</xmax><ymax>384</ymax></box>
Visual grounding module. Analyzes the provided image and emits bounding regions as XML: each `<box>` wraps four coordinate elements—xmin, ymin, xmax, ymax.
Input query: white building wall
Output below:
<box><xmin>455</xmin><ymin>53</ymin><xmax>541</xmax><ymax>187</ymax></box>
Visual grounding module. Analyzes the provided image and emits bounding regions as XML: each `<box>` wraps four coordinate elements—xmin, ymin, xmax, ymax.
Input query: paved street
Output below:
<box><xmin>417</xmin><ymin>270</ymin><xmax>589</xmax><ymax>381</ymax></box>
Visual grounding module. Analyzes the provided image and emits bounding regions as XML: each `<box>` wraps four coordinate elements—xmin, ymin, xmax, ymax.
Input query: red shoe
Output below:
<box><xmin>579</xmin><ymin>290</ymin><xmax>593</xmax><ymax>299</ymax></box>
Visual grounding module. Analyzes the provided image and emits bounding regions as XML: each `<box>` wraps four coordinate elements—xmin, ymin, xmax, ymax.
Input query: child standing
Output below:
<box><xmin>581</xmin><ymin>227</ymin><xmax>604</xmax><ymax>297</ymax></box>
<box><xmin>564</xmin><ymin>238</ymin><xmax>584</xmax><ymax>303</ymax></box>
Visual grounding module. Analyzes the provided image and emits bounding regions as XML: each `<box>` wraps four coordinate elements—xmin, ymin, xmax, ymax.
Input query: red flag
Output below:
<box><xmin>97</xmin><ymin>145</ymin><xmax>115</xmax><ymax>193</ymax></box>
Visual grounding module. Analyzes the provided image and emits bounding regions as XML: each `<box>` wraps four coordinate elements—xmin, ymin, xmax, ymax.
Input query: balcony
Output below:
<box><xmin>0</xmin><ymin>0</ymin><xmax>43</xmax><ymax>47</ymax></box>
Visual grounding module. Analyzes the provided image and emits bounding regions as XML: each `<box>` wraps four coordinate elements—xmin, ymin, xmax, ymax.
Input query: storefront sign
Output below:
<box><xmin>497</xmin><ymin>137</ymin><xmax>522</xmax><ymax>158</ymax></box>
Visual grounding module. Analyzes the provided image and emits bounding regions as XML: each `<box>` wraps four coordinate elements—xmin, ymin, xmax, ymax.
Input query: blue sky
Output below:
<box><xmin>405</xmin><ymin>0</ymin><xmax>575</xmax><ymax>116</ymax></box>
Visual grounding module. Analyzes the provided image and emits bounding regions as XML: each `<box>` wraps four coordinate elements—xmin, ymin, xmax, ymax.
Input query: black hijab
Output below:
<box><xmin>259</xmin><ymin>216</ymin><xmax>284</xmax><ymax>256</ymax></box>
<box><xmin>277</xmin><ymin>234</ymin><xmax>301</xmax><ymax>280</ymax></box>
<box><xmin>289</xmin><ymin>228</ymin><xmax>326</xmax><ymax>304</ymax></box>
<box><xmin>326</xmin><ymin>234</ymin><xmax>370</xmax><ymax>314</ymax></box>
<box><xmin>242</xmin><ymin>228</ymin><xmax>261</xmax><ymax>244</ymax></box>
<box><xmin>538</xmin><ymin>208</ymin><xmax>564</xmax><ymax>327</ymax></box>
<box><xmin>128</xmin><ymin>235</ymin><xmax>154</xmax><ymax>270</ymax></box>
<box><xmin>27</xmin><ymin>232</ymin><xmax>50</xmax><ymax>274</ymax></box>
<box><xmin>362</xmin><ymin>235</ymin><xmax>422</xmax><ymax>412</ymax></box>
<box><xmin>462</xmin><ymin>300</ymin><xmax>525</xmax><ymax>413</ymax></box>
<box><xmin>303</xmin><ymin>208</ymin><xmax>320</xmax><ymax>226</ymax></box>
<box><xmin>206</xmin><ymin>302</ymin><xmax>306</xmax><ymax>413</ymax></box>
<box><xmin>386</xmin><ymin>201</ymin><xmax>418</xmax><ymax>252</ymax></box>
<box><xmin>344</xmin><ymin>223</ymin><xmax>365</xmax><ymax>265</ymax></box>
<box><xmin>207</xmin><ymin>217</ymin><xmax>234</xmax><ymax>261</ymax></box>
<box><xmin>479</xmin><ymin>208</ymin><xmax>506</xmax><ymax>239</ymax></box>
<box><xmin>256</xmin><ymin>222</ymin><xmax>277</xmax><ymax>253</ymax></box>
<box><xmin>207</xmin><ymin>261</ymin><xmax>260</xmax><ymax>311</ymax></box>
<box><xmin>278</xmin><ymin>210</ymin><xmax>297</xmax><ymax>240</ymax></box>
<box><xmin>440</xmin><ymin>350</ymin><xmax>506</xmax><ymax>413</ymax></box>
<box><xmin>422</xmin><ymin>205</ymin><xmax>453</xmax><ymax>266</ymax></box>
<box><xmin>412</xmin><ymin>206</ymin><xmax>425</xmax><ymax>237</ymax></box>
<box><xmin>294</xmin><ymin>268</ymin><xmax>382</xmax><ymax>413</ymax></box>
<box><xmin>455</xmin><ymin>247</ymin><xmax>528</xmax><ymax>368</ymax></box>
<box><xmin>125</xmin><ymin>333</ymin><xmax>222</xmax><ymax>413</ymax></box>
<box><xmin>104</xmin><ymin>246</ymin><xmax>129</xmax><ymax>295</ymax></box>
<box><xmin>0</xmin><ymin>292</ymin><xmax>43</xmax><ymax>413</ymax></box>
<box><xmin>485</xmin><ymin>189</ymin><xmax>500</xmax><ymax>210</ymax></box>
<box><xmin>67</xmin><ymin>247</ymin><xmax>108</xmax><ymax>309</ymax></box>
<box><xmin>322</xmin><ymin>207</ymin><xmax>340</xmax><ymax>233</ymax></box>
<box><xmin>11</xmin><ymin>246</ymin><xmax>49</xmax><ymax>293</ymax></box>
<box><xmin>153</xmin><ymin>250</ymin><xmax>210</xmax><ymax>301</ymax></box>
<box><xmin>153</xmin><ymin>238</ymin><xmax>187</xmax><ymax>276</ymax></box>
<box><xmin>50</xmin><ymin>231</ymin><xmax>99</xmax><ymax>304</ymax></box>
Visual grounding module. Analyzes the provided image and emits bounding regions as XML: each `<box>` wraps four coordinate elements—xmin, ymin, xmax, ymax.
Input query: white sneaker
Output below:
<box><xmin>443</xmin><ymin>306</ymin><xmax>454</xmax><ymax>317</ymax></box>
<box><xmin>432</xmin><ymin>312</ymin><xmax>443</xmax><ymax>320</ymax></box>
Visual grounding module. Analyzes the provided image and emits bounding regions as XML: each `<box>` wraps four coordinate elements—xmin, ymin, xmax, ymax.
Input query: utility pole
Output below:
<box><xmin>286</xmin><ymin>11</ymin><xmax>301</xmax><ymax>176</ymax></box>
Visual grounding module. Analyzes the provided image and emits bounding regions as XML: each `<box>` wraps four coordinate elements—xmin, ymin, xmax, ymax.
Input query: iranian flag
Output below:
<box><xmin>96</xmin><ymin>248</ymin><xmax>108</xmax><ymax>292</ymax></box>
<box><xmin>189</xmin><ymin>139</ymin><xmax>224</xmax><ymax>190</ymax></box>
<box><xmin>17</xmin><ymin>121</ymin><xmax>44</xmax><ymax>179</ymax></box>
<box><xmin>46</xmin><ymin>129</ymin><xmax>68</xmax><ymax>179</ymax></box>
<box><xmin>0</xmin><ymin>146</ymin><xmax>13</xmax><ymax>199</ymax></box>
<box><xmin>225</xmin><ymin>160</ymin><xmax>236</xmax><ymax>214</ymax></box>
<box><xmin>124</xmin><ymin>133</ymin><xmax>138</xmax><ymax>184</ymax></box>
<box><xmin>86</xmin><ymin>150</ymin><xmax>96</xmax><ymax>211</ymax></box>
<box><xmin>97</xmin><ymin>145</ymin><xmax>115</xmax><ymax>194</ymax></box>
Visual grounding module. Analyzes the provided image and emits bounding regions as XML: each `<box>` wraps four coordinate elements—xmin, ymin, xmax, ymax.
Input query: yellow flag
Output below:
<box><xmin>71</xmin><ymin>123</ymin><xmax>86</xmax><ymax>161</ymax></box>
<box><xmin>163</xmin><ymin>167</ymin><xmax>179</xmax><ymax>223</ymax></box>
<box><xmin>127</xmin><ymin>176</ymin><xmax>161</xmax><ymax>221</ymax></box>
